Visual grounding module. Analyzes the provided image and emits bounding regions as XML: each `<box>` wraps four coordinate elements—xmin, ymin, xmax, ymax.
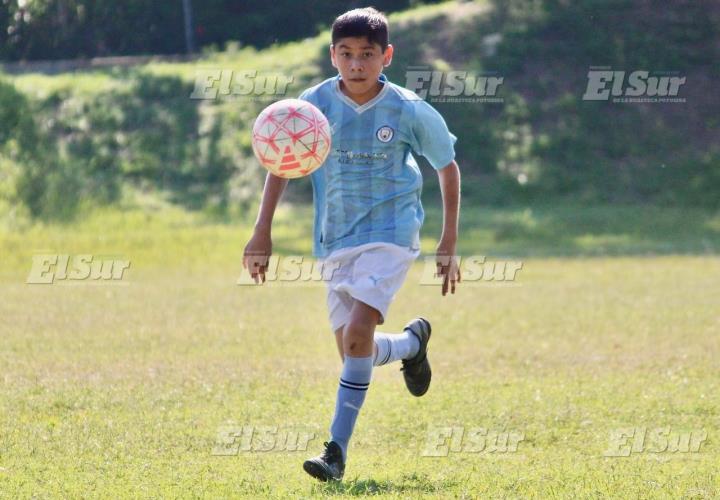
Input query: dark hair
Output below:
<box><xmin>331</xmin><ymin>7</ymin><xmax>389</xmax><ymax>52</ymax></box>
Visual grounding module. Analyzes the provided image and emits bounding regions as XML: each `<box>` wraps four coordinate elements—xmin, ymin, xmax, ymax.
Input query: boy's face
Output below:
<box><xmin>330</xmin><ymin>37</ymin><xmax>393</xmax><ymax>97</ymax></box>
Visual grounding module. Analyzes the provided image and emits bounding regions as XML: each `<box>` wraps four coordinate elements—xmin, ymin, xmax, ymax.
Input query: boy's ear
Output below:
<box><xmin>382</xmin><ymin>44</ymin><xmax>394</xmax><ymax>67</ymax></box>
<box><xmin>329</xmin><ymin>44</ymin><xmax>338</xmax><ymax>69</ymax></box>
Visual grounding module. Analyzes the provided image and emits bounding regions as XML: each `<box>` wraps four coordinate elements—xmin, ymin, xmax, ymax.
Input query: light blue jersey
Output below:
<box><xmin>299</xmin><ymin>73</ymin><xmax>457</xmax><ymax>258</ymax></box>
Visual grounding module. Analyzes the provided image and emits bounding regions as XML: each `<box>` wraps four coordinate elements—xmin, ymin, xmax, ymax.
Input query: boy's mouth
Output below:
<box><xmin>348</xmin><ymin>77</ymin><xmax>367</xmax><ymax>82</ymax></box>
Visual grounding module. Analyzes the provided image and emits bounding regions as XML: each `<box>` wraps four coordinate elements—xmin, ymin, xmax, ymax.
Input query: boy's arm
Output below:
<box><xmin>242</xmin><ymin>172</ymin><xmax>289</xmax><ymax>283</ymax></box>
<box><xmin>436</xmin><ymin>160</ymin><xmax>461</xmax><ymax>296</ymax></box>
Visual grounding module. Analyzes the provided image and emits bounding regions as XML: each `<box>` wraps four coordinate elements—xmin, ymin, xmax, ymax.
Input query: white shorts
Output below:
<box><xmin>322</xmin><ymin>242</ymin><xmax>420</xmax><ymax>333</ymax></box>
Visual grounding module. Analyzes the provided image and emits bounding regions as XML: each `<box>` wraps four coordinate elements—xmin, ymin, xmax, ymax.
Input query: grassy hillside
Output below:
<box><xmin>1</xmin><ymin>0</ymin><xmax>719</xmax><ymax>223</ymax></box>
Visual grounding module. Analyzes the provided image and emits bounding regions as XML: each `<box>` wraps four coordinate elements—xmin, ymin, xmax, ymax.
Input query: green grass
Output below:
<box><xmin>0</xmin><ymin>205</ymin><xmax>718</xmax><ymax>497</ymax></box>
<box><xmin>1</xmin><ymin>202</ymin><xmax>718</xmax><ymax>278</ymax></box>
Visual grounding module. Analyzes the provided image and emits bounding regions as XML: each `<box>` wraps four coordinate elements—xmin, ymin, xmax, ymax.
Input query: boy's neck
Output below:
<box><xmin>339</xmin><ymin>79</ymin><xmax>384</xmax><ymax>106</ymax></box>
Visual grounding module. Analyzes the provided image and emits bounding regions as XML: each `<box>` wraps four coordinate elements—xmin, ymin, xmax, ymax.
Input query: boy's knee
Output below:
<box><xmin>339</xmin><ymin>300</ymin><xmax>381</xmax><ymax>355</ymax></box>
<box><xmin>343</xmin><ymin>319</ymin><xmax>375</xmax><ymax>355</ymax></box>
<box><xmin>344</xmin><ymin>320</ymin><xmax>373</xmax><ymax>340</ymax></box>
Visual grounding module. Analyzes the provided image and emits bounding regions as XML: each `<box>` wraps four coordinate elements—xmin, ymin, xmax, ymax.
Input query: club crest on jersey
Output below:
<box><xmin>376</xmin><ymin>126</ymin><xmax>394</xmax><ymax>143</ymax></box>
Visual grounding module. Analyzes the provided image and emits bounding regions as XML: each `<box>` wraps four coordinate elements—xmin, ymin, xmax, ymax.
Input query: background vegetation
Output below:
<box><xmin>1</xmin><ymin>0</ymin><xmax>718</xmax><ymax>224</ymax></box>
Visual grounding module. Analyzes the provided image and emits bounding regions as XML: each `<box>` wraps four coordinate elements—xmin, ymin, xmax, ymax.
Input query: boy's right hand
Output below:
<box><xmin>242</xmin><ymin>229</ymin><xmax>272</xmax><ymax>284</ymax></box>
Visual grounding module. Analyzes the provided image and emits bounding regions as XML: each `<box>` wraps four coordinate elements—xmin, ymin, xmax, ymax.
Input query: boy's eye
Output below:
<box><xmin>339</xmin><ymin>51</ymin><xmax>374</xmax><ymax>58</ymax></box>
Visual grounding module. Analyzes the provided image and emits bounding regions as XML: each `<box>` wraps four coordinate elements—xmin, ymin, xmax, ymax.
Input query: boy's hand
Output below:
<box><xmin>436</xmin><ymin>237</ymin><xmax>460</xmax><ymax>296</ymax></box>
<box><xmin>243</xmin><ymin>229</ymin><xmax>272</xmax><ymax>284</ymax></box>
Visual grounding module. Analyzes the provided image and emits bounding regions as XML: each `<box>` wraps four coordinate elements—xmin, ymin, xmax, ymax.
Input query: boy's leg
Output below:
<box><xmin>372</xmin><ymin>325</ymin><xmax>423</xmax><ymax>367</ymax></box>
<box><xmin>336</xmin><ymin>324</ymin><xmax>423</xmax><ymax>367</ymax></box>
<box><xmin>304</xmin><ymin>299</ymin><xmax>379</xmax><ymax>481</ymax></box>
<box><xmin>336</xmin><ymin>325</ymin><xmax>425</xmax><ymax>367</ymax></box>
<box><xmin>330</xmin><ymin>300</ymin><xmax>380</xmax><ymax>454</ymax></box>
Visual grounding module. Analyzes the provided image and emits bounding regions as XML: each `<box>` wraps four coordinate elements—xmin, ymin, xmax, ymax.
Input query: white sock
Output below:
<box><xmin>373</xmin><ymin>330</ymin><xmax>420</xmax><ymax>366</ymax></box>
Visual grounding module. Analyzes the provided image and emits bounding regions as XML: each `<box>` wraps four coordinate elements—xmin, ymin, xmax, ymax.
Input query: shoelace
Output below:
<box><xmin>320</xmin><ymin>441</ymin><xmax>335</xmax><ymax>461</ymax></box>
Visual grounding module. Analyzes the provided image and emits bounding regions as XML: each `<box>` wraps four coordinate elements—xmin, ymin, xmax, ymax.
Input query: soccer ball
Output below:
<box><xmin>251</xmin><ymin>98</ymin><xmax>332</xmax><ymax>178</ymax></box>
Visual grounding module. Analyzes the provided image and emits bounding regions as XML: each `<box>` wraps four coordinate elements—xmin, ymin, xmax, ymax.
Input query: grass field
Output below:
<box><xmin>1</xmin><ymin>204</ymin><xmax>719</xmax><ymax>498</ymax></box>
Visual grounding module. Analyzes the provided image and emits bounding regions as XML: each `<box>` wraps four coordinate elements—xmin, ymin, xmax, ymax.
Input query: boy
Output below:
<box><xmin>242</xmin><ymin>7</ymin><xmax>461</xmax><ymax>481</ymax></box>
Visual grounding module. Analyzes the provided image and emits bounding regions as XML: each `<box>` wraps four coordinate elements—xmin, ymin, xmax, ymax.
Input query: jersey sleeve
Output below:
<box><xmin>409</xmin><ymin>100</ymin><xmax>457</xmax><ymax>170</ymax></box>
<box><xmin>298</xmin><ymin>88</ymin><xmax>315</xmax><ymax>105</ymax></box>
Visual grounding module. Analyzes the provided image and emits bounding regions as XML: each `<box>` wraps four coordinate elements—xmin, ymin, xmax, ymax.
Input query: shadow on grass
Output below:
<box><xmin>312</xmin><ymin>473</ymin><xmax>458</xmax><ymax>496</ymax></box>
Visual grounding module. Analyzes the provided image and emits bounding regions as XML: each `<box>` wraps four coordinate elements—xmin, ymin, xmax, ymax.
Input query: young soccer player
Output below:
<box><xmin>242</xmin><ymin>7</ymin><xmax>461</xmax><ymax>481</ymax></box>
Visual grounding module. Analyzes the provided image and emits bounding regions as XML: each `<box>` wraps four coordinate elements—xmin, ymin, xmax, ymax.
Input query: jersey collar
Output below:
<box><xmin>334</xmin><ymin>73</ymin><xmax>390</xmax><ymax>114</ymax></box>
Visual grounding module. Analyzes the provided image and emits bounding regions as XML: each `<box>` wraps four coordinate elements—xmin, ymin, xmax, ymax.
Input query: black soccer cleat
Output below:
<box><xmin>303</xmin><ymin>441</ymin><xmax>345</xmax><ymax>482</ymax></box>
<box><xmin>400</xmin><ymin>317</ymin><xmax>432</xmax><ymax>397</ymax></box>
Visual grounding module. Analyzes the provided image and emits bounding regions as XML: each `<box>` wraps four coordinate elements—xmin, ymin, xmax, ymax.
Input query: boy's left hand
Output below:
<box><xmin>436</xmin><ymin>237</ymin><xmax>461</xmax><ymax>296</ymax></box>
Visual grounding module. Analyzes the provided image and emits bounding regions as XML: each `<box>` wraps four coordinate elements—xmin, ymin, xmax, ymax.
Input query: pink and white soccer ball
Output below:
<box><xmin>251</xmin><ymin>99</ymin><xmax>331</xmax><ymax>178</ymax></box>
